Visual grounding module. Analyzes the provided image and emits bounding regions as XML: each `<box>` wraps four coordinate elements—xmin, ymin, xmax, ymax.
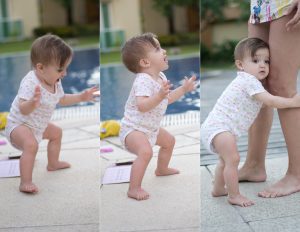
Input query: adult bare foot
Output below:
<box><xmin>258</xmin><ymin>174</ymin><xmax>300</xmax><ymax>198</ymax></box>
<box><xmin>127</xmin><ymin>188</ymin><xmax>150</xmax><ymax>201</ymax></box>
<box><xmin>155</xmin><ymin>168</ymin><xmax>180</xmax><ymax>176</ymax></box>
<box><xmin>19</xmin><ymin>182</ymin><xmax>39</xmax><ymax>193</ymax></box>
<box><xmin>228</xmin><ymin>194</ymin><xmax>254</xmax><ymax>207</ymax></box>
<box><xmin>211</xmin><ymin>186</ymin><xmax>228</xmax><ymax>197</ymax></box>
<box><xmin>238</xmin><ymin>165</ymin><xmax>266</xmax><ymax>182</ymax></box>
<box><xmin>47</xmin><ymin>161</ymin><xmax>71</xmax><ymax>171</ymax></box>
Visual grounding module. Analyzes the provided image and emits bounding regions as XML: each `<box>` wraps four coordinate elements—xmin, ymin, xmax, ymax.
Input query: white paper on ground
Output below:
<box><xmin>102</xmin><ymin>165</ymin><xmax>131</xmax><ymax>184</ymax></box>
<box><xmin>0</xmin><ymin>159</ymin><xmax>20</xmax><ymax>177</ymax></box>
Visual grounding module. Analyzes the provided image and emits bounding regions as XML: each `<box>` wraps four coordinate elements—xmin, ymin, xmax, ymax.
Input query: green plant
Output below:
<box><xmin>200</xmin><ymin>43</ymin><xmax>211</xmax><ymax>62</ymax></box>
<box><xmin>158</xmin><ymin>34</ymin><xmax>180</xmax><ymax>46</ymax></box>
<box><xmin>212</xmin><ymin>39</ymin><xmax>238</xmax><ymax>62</ymax></box>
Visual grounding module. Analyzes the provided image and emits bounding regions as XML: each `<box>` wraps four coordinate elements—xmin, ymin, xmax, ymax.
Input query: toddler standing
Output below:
<box><xmin>5</xmin><ymin>34</ymin><xmax>98</xmax><ymax>193</ymax></box>
<box><xmin>119</xmin><ymin>32</ymin><xmax>197</xmax><ymax>201</ymax></box>
<box><xmin>201</xmin><ymin>37</ymin><xmax>300</xmax><ymax>207</ymax></box>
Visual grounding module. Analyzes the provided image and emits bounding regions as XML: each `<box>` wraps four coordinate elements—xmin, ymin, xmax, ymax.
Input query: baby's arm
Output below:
<box><xmin>19</xmin><ymin>85</ymin><xmax>41</xmax><ymax>115</ymax></box>
<box><xmin>59</xmin><ymin>86</ymin><xmax>99</xmax><ymax>106</ymax></box>
<box><xmin>254</xmin><ymin>92</ymin><xmax>300</xmax><ymax>108</ymax></box>
<box><xmin>136</xmin><ymin>80</ymin><xmax>171</xmax><ymax>112</ymax></box>
<box><xmin>168</xmin><ymin>75</ymin><xmax>197</xmax><ymax>104</ymax></box>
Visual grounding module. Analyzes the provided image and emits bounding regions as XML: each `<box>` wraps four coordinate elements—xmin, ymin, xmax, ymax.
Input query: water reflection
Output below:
<box><xmin>0</xmin><ymin>48</ymin><xmax>99</xmax><ymax>111</ymax></box>
<box><xmin>100</xmin><ymin>56</ymin><xmax>200</xmax><ymax>120</ymax></box>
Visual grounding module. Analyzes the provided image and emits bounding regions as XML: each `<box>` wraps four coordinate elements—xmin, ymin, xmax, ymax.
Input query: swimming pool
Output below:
<box><xmin>100</xmin><ymin>55</ymin><xmax>200</xmax><ymax>121</ymax></box>
<box><xmin>0</xmin><ymin>47</ymin><xmax>100</xmax><ymax>112</ymax></box>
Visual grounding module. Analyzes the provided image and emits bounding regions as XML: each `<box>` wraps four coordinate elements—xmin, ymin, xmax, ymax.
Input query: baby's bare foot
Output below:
<box><xmin>155</xmin><ymin>168</ymin><xmax>180</xmax><ymax>176</ymax></box>
<box><xmin>47</xmin><ymin>161</ymin><xmax>71</xmax><ymax>171</ymax></box>
<box><xmin>228</xmin><ymin>194</ymin><xmax>254</xmax><ymax>207</ymax></box>
<box><xmin>211</xmin><ymin>186</ymin><xmax>228</xmax><ymax>197</ymax></box>
<box><xmin>127</xmin><ymin>188</ymin><xmax>149</xmax><ymax>201</ymax></box>
<box><xmin>19</xmin><ymin>182</ymin><xmax>39</xmax><ymax>194</ymax></box>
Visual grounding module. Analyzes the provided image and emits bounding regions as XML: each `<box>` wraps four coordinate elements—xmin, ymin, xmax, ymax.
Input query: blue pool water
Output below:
<box><xmin>0</xmin><ymin>48</ymin><xmax>99</xmax><ymax>112</ymax></box>
<box><xmin>100</xmin><ymin>56</ymin><xmax>200</xmax><ymax>120</ymax></box>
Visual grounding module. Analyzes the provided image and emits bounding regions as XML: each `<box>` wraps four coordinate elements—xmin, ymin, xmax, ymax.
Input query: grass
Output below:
<box><xmin>100</xmin><ymin>44</ymin><xmax>199</xmax><ymax>64</ymax></box>
<box><xmin>0</xmin><ymin>36</ymin><xmax>99</xmax><ymax>54</ymax></box>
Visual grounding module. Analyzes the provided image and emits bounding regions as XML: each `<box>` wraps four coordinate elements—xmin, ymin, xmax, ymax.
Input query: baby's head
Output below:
<box><xmin>31</xmin><ymin>34</ymin><xmax>73</xmax><ymax>84</ymax></box>
<box><xmin>121</xmin><ymin>32</ymin><xmax>167</xmax><ymax>73</ymax></box>
<box><xmin>234</xmin><ymin>38</ymin><xmax>270</xmax><ymax>80</ymax></box>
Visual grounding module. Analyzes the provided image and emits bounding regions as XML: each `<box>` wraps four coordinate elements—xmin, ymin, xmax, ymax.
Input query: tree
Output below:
<box><xmin>54</xmin><ymin>0</ymin><xmax>73</xmax><ymax>25</ymax></box>
<box><xmin>201</xmin><ymin>0</ymin><xmax>249</xmax><ymax>32</ymax></box>
<box><xmin>152</xmin><ymin>0</ymin><xmax>199</xmax><ymax>34</ymax></box>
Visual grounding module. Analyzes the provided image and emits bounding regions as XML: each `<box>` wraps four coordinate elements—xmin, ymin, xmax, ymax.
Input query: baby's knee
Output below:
<box><xmin>161</xmin><ymin>134</ymin><xmax>175</xmax><ymax>150</ymax></box>
<box><xmin>139</xmin><ymin>149</ymin><xmax>153</xmax><ymax>162</ymax></box>
<box><xmin>23</xmin><ymin>139</ymin><xmax>39</xmax><ymax>154</ymax></box>
<box><xmin>227</xmin><ymin>154</ymin><xmax>240</xmax><ymax>167</ymax></box>
<box><xmin>167</xmin><ymin>135</ymin><xmax>176</xmax><ymax>148</ymax></box>
<box><xmin>53</xmin><ymin>125</ymin><xmax>63</xmax><ymax>140</ymax></box>
<box><xmin>57</xmin><ymin>127</ymin><xmax>63</xmax><ymax>140</ymax></box>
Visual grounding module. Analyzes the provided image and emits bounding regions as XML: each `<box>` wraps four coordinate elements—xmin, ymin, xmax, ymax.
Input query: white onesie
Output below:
<box><xmin>120</xmin><ymin>72</ymin><xmax>169</xmax><ymax>147</ymax></box>
<box><xmin>5</xmin><ymin>70</ymin><xmax>64</xmax><ymax>146</ymax></box>
<box><xmin>201</xmin><ymin>71</ymin><xmax>266</xmax><ymax>154</ymax></box>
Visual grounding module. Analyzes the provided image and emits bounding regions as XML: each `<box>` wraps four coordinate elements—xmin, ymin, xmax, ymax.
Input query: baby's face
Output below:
<box><xmin>144</xmin><ymin>38</ymin><xmax>169</xmax><ymax>72</ymax></box>
<box><xmin>39</xmin><ymin>58</ymin><xmax>72</xmax><ymax>86</ymax></box>
<box><xmin>239</xmin><ymin>48</ymin><xmax>270</xmax><ymax>81</ymax></box>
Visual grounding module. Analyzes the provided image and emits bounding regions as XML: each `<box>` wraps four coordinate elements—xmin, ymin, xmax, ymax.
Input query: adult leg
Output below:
<box><xmin>125</xmin><ymin>131</ymin><xmax>153</xmax><ymax>200</ymax></box>
<box><xmin>155</xmin><ymin>128</ymin><xmax>179</xmax><ymax>176</ymax></box>
<box><xmin>10</xmin><ymin>125</ymin><xmax>39</xmax><ymax>193</ymax></box>
<box><xmin>214</xmin><ymin>132</ymin><xmax>254</xmax><ymax>207</ymax></box>
<box><xmin>259</xmin><ymin>13</ymin><xmax>300</xmax><ymax>197</ymax></box>
<box><xmin>239</xmin><ymin>22</ymin><xmax>273</xmax><ymax>182</ymax></box>
<box><xmin>43</xmin><ymin>123</ymin><xmax>70</xmax><ymax>171</ymax></box>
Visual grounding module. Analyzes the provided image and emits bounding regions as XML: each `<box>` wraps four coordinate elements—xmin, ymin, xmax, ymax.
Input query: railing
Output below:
<box><xmin>100</xmin><ymin>29</ymin><xmax>125</xmax><ymax>52</ymax></box>
<box><xmin>0</xmin><ymin>18</ymin><xmax>24</xmax><ymax>42</ymax></box>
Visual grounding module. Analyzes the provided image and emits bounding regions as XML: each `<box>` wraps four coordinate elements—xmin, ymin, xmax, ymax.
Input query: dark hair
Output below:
<box><xmin>30</xmin><ymin>34</ymin><xmax>73</xmax><ymax>68</ymax></box>
<box><xmin>234</xmin><ymin>37</ymin><xmax>269</xmax><ymax>60</ymax></box>
<box><xmin>121</xmin><ymin>32</ymin><xmax>159</xmax><ymax>73</ymax></box>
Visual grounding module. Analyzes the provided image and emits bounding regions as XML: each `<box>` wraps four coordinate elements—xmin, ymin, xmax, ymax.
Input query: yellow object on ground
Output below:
<box><xmin>100</xmin><ymin>120</ymin><xmax>120</xmax><ymax>139</ymax></box>
<box><xmin>0</xmin><ymin>112</ymin><xmax>9</xmax><ymax>130</ymax></box>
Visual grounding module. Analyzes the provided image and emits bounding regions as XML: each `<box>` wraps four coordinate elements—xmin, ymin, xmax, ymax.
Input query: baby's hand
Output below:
<box><xmin>182</xmin><ymin>75</ymin><xmax>198</xmax><ymax>93</ymax></box>
<box><xmin>32</xmin><ymin>85</ymin><xmax>41</xmax><ymax>108</ymax></box>
<box><xmin>80</xmin><ymin>86</ymin><xmax>99</xmax><ymax>102</ymax></box>
<box><xmin>158</xmin><ymin>80</ymin><xmax>172</xmax><ymax>99</ymax></box>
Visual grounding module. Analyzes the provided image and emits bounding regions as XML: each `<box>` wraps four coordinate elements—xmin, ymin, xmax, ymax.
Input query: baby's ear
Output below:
<box><xmin>139</xmin><ymin>58</ymin><xmax>150</xmax><ymax>68</ymax></box>
<box><xmin>35</xmin><ymin>63</ymin><xmax>44</xmax><ymax>72</ymax></box>
<box><xmin>235</xmin><ymin>60</ymin><xmax>243</xmax><ymax>70</ymax></box>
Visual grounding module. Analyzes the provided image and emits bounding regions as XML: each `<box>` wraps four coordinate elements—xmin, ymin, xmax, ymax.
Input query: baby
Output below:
<box><xmin>119</xmin><ymin>32</ymin><xmax>197</xmax><ymax>200</ymax></box>
<box><xmin>201</xmin><ymin>37</ymin><xmax>300</xmax><ymax>207</ymax></box>
<box><xmin>5</xmin><ymin>34</ymin><xmax>98</xmax><ymax>193</ymax></box>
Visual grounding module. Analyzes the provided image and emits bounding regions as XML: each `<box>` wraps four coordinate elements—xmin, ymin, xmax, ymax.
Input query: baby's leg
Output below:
<box><xmin>10</xmin><ymin>125</ymin><xmax>39</xmax><ymax>193</ymax></box>
<box><xmin>43</xmin><ymin>123</ymin><xmax>70</xmax><ymax>171</ymax></box>
<box><xmin>211</xmin><ymin>158</ymin><xmax>228</xmax><ymax>197</ymax></box>
<box><xmin>213</xmin><ymin>132</ymin><xmax>254</xmax><ymax>207</ymax></box>
<box><xmin>125</xmin><ymin>131</ymin><xmax>153</xmax><ymax>200</ymax></box>
<box><xmin>155</xmin><ymin>128</ymin><xmax>179</xmax><ymax>176</ymax></box>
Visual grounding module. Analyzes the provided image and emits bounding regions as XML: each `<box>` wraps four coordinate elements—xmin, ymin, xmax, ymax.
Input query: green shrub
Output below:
<box><xmin>202</xmin><ymin>39</ymin><xmax>239</xmax><ymax>63</ymax></box>
<box><xmin>212</xmin><ymin>40</ymin><xmax>238</xmax><ymax>62</ymax></box>
<box><xmin>158</xmin><ymin>34</ymin><xmax>180</xmax><ymax>46</ymax></box>
<box><xmin>33</xmin><ymin>26</ymin><xmax>78</xmax><ymax>38</ymax></box>
<box><xmin>200</xmin><ymin>43</ymin><xmax>210</xmax><ymax>62</ymax></box>
<box><xmin>75</xmin><ymin>24</ymin><xmax>99</xmax><ymax>36</ymax></box>
<box><xmin>33</xmin><ymin>24</ymin><xmax>99</xmax><ymax>38</ymax></box>
<box><xmin>178</xmin><ymin>32</ymin><xmax>199</xmax><ymax>44</ymax></box>
<box><xmin>158</xmin><ymin>32</ymin><xmax>199</xmax><ymax>47</ymax></box>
